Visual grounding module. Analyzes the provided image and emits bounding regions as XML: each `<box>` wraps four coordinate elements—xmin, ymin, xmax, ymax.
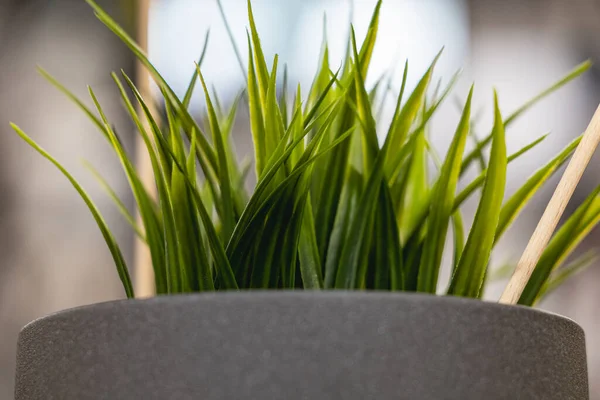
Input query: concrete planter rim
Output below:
<box><xmin>15</xmin><ymin>291</ymin><xmax>589</xmax><ymax>400</ymax></box>
<box><xmin>19</xmin><ymin>291</ymin><xmax>580</xmax><ymax>331</ymax></box>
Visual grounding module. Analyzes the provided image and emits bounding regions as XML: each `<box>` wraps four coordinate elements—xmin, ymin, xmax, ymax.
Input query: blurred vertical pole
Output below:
<box><xmin>133</xmin><ymin>0</ymin><xmax>156</xmax><ymax>298</ymax></box>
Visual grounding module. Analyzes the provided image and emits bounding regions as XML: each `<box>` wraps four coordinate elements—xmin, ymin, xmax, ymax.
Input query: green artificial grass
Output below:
<box><xmin>11</xmin><ymin>0</ymin><xmax>599</xmax><ymax>306</ymax></box>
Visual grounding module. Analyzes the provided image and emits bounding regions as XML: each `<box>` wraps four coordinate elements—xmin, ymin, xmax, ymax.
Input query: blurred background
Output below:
<box><xmin>1</xmin><ymin>0</ymin><xmax>600</xmax><ymax>398</ymax></box>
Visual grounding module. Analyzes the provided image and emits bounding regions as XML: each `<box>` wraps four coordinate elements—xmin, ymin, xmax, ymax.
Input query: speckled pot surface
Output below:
<box><xmin>15</xmin><ymin>292</ymin><xmax>588</xmax><ymax>399</ymax></box>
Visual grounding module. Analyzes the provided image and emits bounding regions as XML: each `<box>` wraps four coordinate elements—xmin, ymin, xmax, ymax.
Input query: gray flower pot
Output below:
<box><xmin>15</xmin><ymin>292</ymin><xmax>588</xmax><ymax>399</ymax></box>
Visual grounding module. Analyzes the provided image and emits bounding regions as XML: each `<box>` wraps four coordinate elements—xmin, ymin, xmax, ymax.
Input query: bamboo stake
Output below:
<box><xmin>499</xmin><ymin>104</ymin><xmax>600</xmax><ymax>305</ymax></box>
<box><xmin>133</xmin><ymin>0</ymin><xmax>156</xmax><ymax>298</ymax></box>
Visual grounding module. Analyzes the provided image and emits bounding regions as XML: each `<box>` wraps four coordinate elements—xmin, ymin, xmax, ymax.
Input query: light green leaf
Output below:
<box><xmin>38</xmin><ymin>68</ymin><xmax>105</xmax><ymax>135</ymax></box>
<box><xmin>519</xmin><ymin>186</ymin><xmax>600</xmax><ymax>305</ymax></box>
<box><xmin>110</xmin><ymin>73</ymin><xmax>168</xmax><ymax>293</ymax></box>
<box><xmin>448</xmin><ymin>91</ymin><xmax>506</xmax><ymax>297</ymax></box>
<box><xmin>453</xmin><ymin>133</ymin><xmax>549</xmax><ymax>211</ymax></box>
<box><xmin>351</xmin><ymin>27</ymin><xmax>379</xmax><ymax>174</ymax></box>
<box><xmin>83</xmin><ymin>160</ymin><xmax>145</xmax><ymax>241</ymax></box>
<box><xmin>538</xmin><ymin>251</ymin><xmax>598</xmax><ymax>300</ymax></box>
<box><xmin>196</xmin><ymin>65</ymin><xmax>236</xmax><ymax>242</ymax></box>
<box><xmin>11</xmin><ymin>124</ymin><xmax>134</xmax><ymax>298</ymax></box>
<box><xmin>85</xmin><ymin>0</ymin><xmax>218</xmax><ymax>178</ymax></box>
<box><xmin>385</xmin><ymin>50</ymin><xmax>441</xmax><ymax>182</ymax></box>
<box><xmin>182</xmin><ymin>29</ymin><xmax>211</xmax><ymax>109</ymax></box>
<box><xmin>399</xmin><ymin>128</ymin><xmax>430</xmax><ymax>241</ymax></box>
<box><xmin>495</xmin><ymin>135</ymin><xmax>581</xmax><ymax>242</ymax></box>
<box><xmin>247</xmin><ymin>0</ymin><xmax>270</xmax><ymax>99</ymax></box>
<box><xmin>417</xmin><ymin>86</ymin><xmax>473</xmax><ymax>293</ymax></box>
<box><xmin>247</xmin><ymin>33</ymin><xmax>268</xmax><ymax>178</ymax></box>
<box><xmin>460</xmin><ymin>61</ymin><xmax>591</xmax><ymax>175</ymax></box>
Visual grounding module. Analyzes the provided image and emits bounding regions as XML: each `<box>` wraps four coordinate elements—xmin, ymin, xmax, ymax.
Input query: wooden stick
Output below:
<box><xmin>133</xmin><ymin>0</ymin><xmax>157</xmax><ymax>298</ymax></box>
<box><xmin>499</xmin><ymin>104</ymin><xmax>600</xmax><ymax>305</ymax></box>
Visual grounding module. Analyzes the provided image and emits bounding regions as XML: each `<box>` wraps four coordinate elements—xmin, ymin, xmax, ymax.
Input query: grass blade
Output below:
<box><xmin>38</xmin><ymin>68</ymin><xmax>105</xmax><ymax>135</ymax></box>
<box><xmin>216</xmin><ymin>0</ymin><xmax>246</xmax><ymax>81</ymax></box>
<box><xmin>85</xmin><ymin>0</ymin><xmax>218</xmax><ymax>176</ymax></box>
<box><xmin>519</xmin><ymin>186</ymin><xmax>600</xmax><ymax>305</ymax></box>
<box><xmin>460</xmin><ymin>61</ymin><xmax>591</xmax><ymax>175</ymax></box>
<box><xmin>247</xmin><ymin>0</ymin><xmax>270</xmax><ymax>97</ymax></box>
<box><xmin>538</xmin><ymin>251</ymin><xmax>598</xmax><ymax>300</ymax></box>
<box><xmin>398</xmin><ymin>128</ymin><xmax>430</xmax><ymax>240</ymax></box>
<box><xmin>323</xmin><ymin>167</ymin><xmax>363</xmax><ymax>288</ymax></box>
<box><xmin>494</xmin><ymin>135</ymin><xmax>581</xmax><ymax>242</ymax></box>
<box><xmin>298</xmin><ymin>194</ymin><xmax>324</xmax><ymax>289</ymax></box>
<box><xmin>182</xmin><ymin>29</ymin><xmax>211</xmax><ymax>109</ymax></box>
<box><xmin>11</xmin><ymin>123</ymin><xmax>134</xmax><ymax>298</ymax></box>
<box><xmin>451</xmin><ymin>210</ymin><xmax>465</xmax><ymax>271</ymax></box>
<box><xmin>448</xmin><ymin>91</ymin><xmax>506</xmax><ymax>297</ymax></box>
<box><xmin>196</xmin><ymin>65</ymin><xmax>236</xmax><ymax>241</ymax></box>
<box><xmin>110</xmin><ymin>73</ymin><xmax>169</xmax><ymax>293</ymax></box>
<box><xmin>351</xmin><ymin>27</ymin><xmax>379</xmax><ymax>173</ymax></box>
<box><xmin>417</xmin><ymin>86</ymin><xmax>473</xmax><ymax>293</ymax></box>
<box><xmin>385</xmin><ymin>50</ymin><xmax>441</xmax><ymax>181</ymax></box>
<box><xmin>373</xmin><ymin>183</ymin><xmax>402</xmax><ymax>290</ymax></box>
<box><xmin>247</xmin><ymin>33</ymin><xmax>268</xmax><ymax>178</ymax></box>
<box><xmin>453</xmin><ymin>133</ymin><xmax>548</xmax><ymax>211</ymax></box>
<box><xmin>83</xmin><ymin>160</ymin><xmax>146</xmax><ymax>241</ymax></box>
